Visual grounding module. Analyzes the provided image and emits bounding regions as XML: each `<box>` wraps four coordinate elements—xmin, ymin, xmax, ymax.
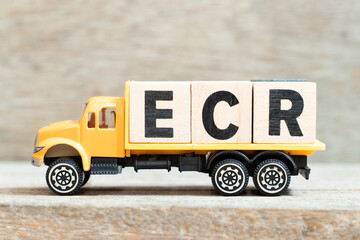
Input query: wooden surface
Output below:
<box><xmin>0</xmin><ymin>1</ymin><xmax>360</xmax><ymax>162</ymax></box>
<box><xmin>0</xmin><ymin>161</ymin><xmax>359</xmax><ymax>239</ymax></box>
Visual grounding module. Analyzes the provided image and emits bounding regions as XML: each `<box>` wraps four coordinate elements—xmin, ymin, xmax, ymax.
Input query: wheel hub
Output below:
<box><xmin>222</xmin><ymin>170</ymin><xmax>238</xmax><ymax>185</ymax></box>
<box><xmin>216</xmin><ymin>165</ymin><xmax>244</xmax><ymax>192</ymax></box>
<box><xmin>57</xmin><ymin>170</ymin><xmax>71</xmax><ymax>185</ymax></box>
<box><xmin>265</xmin><ymin>170</ymin><xmax>280</xmax><ymax>185</ymax></box>
<box><xmin>50</xmin><ymin>165</ymin><xmax>77</xmax><ymax>191</ymax></box>
<box><xmin>260</xmin><ymin>165</ymin><xmax>285</xmax><ymax>191</ymax></box>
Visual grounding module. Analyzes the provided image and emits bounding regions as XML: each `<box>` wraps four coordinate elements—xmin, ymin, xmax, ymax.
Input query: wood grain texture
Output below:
<box><xmin>1</xmin><ymin>205</ymin><xmax>359</xmax><ymax>240</ymax></box>
<box><xmin>0</xmin><ymin>161</ymin><xmax>360</xmax><ymax>239</ymax></box>
<box><xmin>192</xmin><ymin>81</ymin><xmax>252</xmax><ymax>143</ymax></box>
<box><xmin>0</xmin><ymin>1</ymin><xmax>359</xmax><ymax>161</ymax></box>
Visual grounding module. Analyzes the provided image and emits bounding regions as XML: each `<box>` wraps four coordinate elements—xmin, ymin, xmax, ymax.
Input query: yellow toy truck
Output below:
<box><xmin>32</xmin><ymin>80</ymin><xmax>325</xmax><ymax>196</ymax></box>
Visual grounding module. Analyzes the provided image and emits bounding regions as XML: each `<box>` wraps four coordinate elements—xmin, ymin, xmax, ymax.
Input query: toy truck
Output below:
<box><xmin>31</xmin><ymin>80</ymin><xmax>325</xmax><ymax>196</ymax></box>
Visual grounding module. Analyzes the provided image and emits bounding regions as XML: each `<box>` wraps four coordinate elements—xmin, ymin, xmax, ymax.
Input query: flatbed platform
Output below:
<box><xmin>126</xmin><ymin>139</ymin><xmax>326</xmax><ymax>156</ymax></box>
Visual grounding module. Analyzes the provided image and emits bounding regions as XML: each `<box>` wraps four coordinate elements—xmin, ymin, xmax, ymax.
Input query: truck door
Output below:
<box><xmin>81</xmin><ymin>102</ymin><xmax>122</xmax><ymax>158</ymax></box>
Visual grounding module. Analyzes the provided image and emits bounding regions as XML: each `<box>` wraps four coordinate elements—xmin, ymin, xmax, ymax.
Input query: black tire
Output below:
<box><xmin>46</xmin><ymin>158</ymin><xmax>83</xmax><ymax>195</ymax></box>
<box><xmin>253</xmin><ymin>159</ymin><xmax>291</xmax><ymax>196</ymax></box>
<box><xmin>211</xmin><ymin>159</ymin><xmax>249</xmax><ymax>196</ymax></box>
<box><xmin>82</xmin><ymin>171</ymin><xmax>91</xmax><ymax>186</ymax></box>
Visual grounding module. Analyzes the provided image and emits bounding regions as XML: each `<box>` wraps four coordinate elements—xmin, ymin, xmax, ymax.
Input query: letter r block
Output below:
<box><xmin>129</xmin><ymin>81</ymin><xmax>191</xmax><ymax>143</ymax></box>
<box><xmin>192</xmin><ymin>81</ymin><xmax>252</xmax><ymax>143</ymax></box>
<box><xmin>253</xmin><ymin>82</ymin><xmax>316</xmax><ymax>143</ymax></box>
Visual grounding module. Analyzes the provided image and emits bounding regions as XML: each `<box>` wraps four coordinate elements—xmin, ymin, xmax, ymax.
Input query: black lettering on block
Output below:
<box><xmin>145</xmin><ymin>91</ymin><xmax>173</xmax><ymax>138</ymax></box>
<box><xmin>202</xmin><ymin>91</ymin><xmax>239</xmax><ymax>140</ymax></box>
<box><xmin>269</xmin><ymin>89</ymin><xmax>304</xmax><ymax>136</ymax></box>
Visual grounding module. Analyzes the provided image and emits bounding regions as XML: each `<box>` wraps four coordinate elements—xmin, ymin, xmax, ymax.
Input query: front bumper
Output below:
<box><xmin>31</xmin><ymin>157</ymin><xmax>42</xmax><ymax>167</ymax></box>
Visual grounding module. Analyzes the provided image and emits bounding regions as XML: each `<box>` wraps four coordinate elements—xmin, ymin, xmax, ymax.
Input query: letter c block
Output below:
<box><xmin>192</xmin><ymin>81</ymin><xmax>252</xmax><ymax>143</ymax></box>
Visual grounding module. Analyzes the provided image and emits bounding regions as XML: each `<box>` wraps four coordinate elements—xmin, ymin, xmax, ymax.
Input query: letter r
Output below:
<box><xmin>269</xmin><ymin>89</ymin><xmax>304</xmax><ymax>136</ymax></box>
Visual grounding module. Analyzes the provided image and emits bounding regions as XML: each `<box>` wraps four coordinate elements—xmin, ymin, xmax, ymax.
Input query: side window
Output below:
<box><xmin>99</xmin><ymin>108</ymin><xmax>116</xmax><ymax>129</ymax></box>
<box><xmin>88</xmin><ymin>113</ymin><xmax>95</xmax><ymax>128</ymax></box>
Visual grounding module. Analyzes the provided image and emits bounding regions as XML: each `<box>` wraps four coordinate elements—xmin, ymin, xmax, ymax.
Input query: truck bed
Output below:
<box><xmin>125</xmin><ymin>139</ymin><xmax>326</xmax><ymax>156</ymax></box>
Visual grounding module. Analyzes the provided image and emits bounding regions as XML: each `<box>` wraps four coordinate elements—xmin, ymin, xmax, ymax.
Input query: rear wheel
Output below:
<box><xmin>211</xmin><ymin>159</ymin><xmax>249</xmax><ymax>196</ymax></box>
<box><xmin>46</xmin><ymin>158</ymin><xmax>83</xmax><ymax>195</ymax></box>
<box><xmin>253</xmin><ymin>159</ymin><xmax>291</xmax><ymax>196</ymax></box>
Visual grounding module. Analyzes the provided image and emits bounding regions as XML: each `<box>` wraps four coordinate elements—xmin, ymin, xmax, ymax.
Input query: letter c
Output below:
<box><xmin>202</xmin><ymin>91</ymin><xmax>239</xmax><ymax>140</ymax></box>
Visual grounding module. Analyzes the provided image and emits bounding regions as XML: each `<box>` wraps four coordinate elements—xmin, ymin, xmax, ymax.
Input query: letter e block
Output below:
<box><xmin>253</xmin><ymin>82</ymin><xmax>316</xmax><ymax>143</ymax></box>
<box><xmin>130</xmin><ymin>81</ymin><xmax>191</xmax><ymax>143</ymax></box>
<box><xmin>192</xmin><ymin>81</ymin><xmax>252</xmax><ymax>143</ymax></box>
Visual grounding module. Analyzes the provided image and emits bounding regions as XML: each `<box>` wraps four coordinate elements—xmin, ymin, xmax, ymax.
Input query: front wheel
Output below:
<box><xmin>253</xmin><ymin>159</ymin><xmax>291</xmax><ymax>196</ymax></box>
<box><xmin>211</xmin><ymin>159</ymin><xmax>249</xmax><ymax>196</ymax></box>
<box><xmin>46</xmin><ymin>158</ymin><xmax>83</xmax><ymax>195</ymax></box>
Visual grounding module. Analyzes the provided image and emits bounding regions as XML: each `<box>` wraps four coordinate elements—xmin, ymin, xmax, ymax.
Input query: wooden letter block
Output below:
<box><xmin>253</xmin><ymin>82</ymin><xmax>316</xmax><ymax>143</ymax></box>
<box><xmin>129</xmin><ymin>81</ymin><xmax>191</xmax><ymax>143</ymax></box>
<box><xmin>192</xmin><ymin>81</ymin><xmax>252</xmax><ymax>143</ymax></box>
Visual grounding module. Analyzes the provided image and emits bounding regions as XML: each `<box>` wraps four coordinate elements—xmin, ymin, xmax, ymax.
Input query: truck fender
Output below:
<box><xmin>251</xmin><ymin>151</ymin><xmax>297</xmax><ymax>175</ymax></box>
<box><xmin>207</xmin><ymin>150</ymin><xmax>251</xmax><ymax>175</ymax></box>
<box><xmin>39</xmin><ymin>138</ymin><xmax>91</xmax><ymax>171</ymax></box>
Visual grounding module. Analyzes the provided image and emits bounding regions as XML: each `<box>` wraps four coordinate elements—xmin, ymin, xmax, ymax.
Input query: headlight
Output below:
<box><xmin>33</xmin><ymin>133</ymin><xmax>43</xmax><ymax>153</ymax></box>
<box><xmin>34</xmin><ymin>146</ymin><xmax>44</xmax><ymax>153</ymax></box>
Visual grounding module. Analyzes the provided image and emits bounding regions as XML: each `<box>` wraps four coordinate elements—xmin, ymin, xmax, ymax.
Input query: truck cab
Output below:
<box><xmin>80</xmin><ymin>97</ymin><xmax>125</xmax><ymax>160</ymax></box>
<box><xmin>32</xmin><ymin>96</ymin><xmax>125</xmax><ymax>172</ymax></box>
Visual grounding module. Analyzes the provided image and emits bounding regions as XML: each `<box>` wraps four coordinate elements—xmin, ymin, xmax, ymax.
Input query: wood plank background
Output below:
<box><xmin>0</xmin><ymin>0</ymin><xmax>359</xmax><ymax>161</ymax></box>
